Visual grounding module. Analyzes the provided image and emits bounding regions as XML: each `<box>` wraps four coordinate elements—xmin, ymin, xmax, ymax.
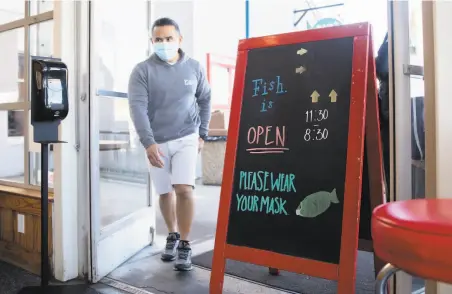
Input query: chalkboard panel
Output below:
<box><xmin>226</xmin><ymin>37</ymin><xmax>354</xmax><ymax>265</ymax></box>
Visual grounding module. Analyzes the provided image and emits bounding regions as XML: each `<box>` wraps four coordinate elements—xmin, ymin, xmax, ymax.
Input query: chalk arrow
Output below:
<box><xmin>297</xmin><ymin>48</ymin><xmax>308</xmax><ymax>56</ymax></box>
<box><xmin>295</xmin><ymin>66</ymin><xmax>306</xmax><ymax>74</ymax></box>
<box><xmin>311</xmin><ymin>90</ymin><xmax>320</xmax><ymax>103</ymax></box>
<box><xmin>329</xmin><ymin>89</ymin><xmax>338</xmax><ymax>103</ymax></box>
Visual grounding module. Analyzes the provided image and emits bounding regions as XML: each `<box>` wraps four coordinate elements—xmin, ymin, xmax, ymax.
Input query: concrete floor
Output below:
<box><xmin>104</xmin><ymin>236</ymin><xmax>290</xmax><ymax>294</ymax></box>
<box><xmin>0</xmin><ymin>259</ymin><xmax>129</xmax><ymax>294</ymax></box>
<box><xmin>101</xmin><ymin>182</ymin><xmax>424</xmax><ymax>294</ymax></box>
<box><xmin>0</xmin><ymin>178</ymin><xmax>425</xmax><ymax>293</ymax></box>
<box><xmin>100</xmin><ymin>183</ymin><xmax>292</xmax><ymax>294</ymax></box>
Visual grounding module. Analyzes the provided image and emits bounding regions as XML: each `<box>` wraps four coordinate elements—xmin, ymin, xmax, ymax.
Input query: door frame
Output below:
<box><xmin>77</xmin><ymin>0</ymin><xmax>156</xmax><ymax>282</ymax></box>
<box><xmin>389</xmin><ymin>1</ymin><xmax>425</xmax><ymax>294</ymax></box>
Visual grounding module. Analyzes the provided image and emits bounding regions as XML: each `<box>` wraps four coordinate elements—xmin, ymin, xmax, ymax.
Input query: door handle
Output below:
<box><xmin>403</xmin><ymin>64</ymin><xmax>424</xmax><ymax>77</ymax></box>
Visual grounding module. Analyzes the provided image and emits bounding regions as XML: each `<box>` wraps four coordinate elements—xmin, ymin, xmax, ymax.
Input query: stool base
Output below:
<box><xmin>376</xmin><ymin>263</ymin><xmax>400</xmax><ymax>294</ymax></box>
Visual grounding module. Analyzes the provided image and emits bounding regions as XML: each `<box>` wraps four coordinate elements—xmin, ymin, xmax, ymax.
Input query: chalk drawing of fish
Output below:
<box><xmin>297</xmin><ymin>48</ymin><xmax>308</xmax><ymax>56</ymax></box>
<box><xmin>295</xmin><ymin>189</ymin><xmax>339</xmax><ymax>218</ymax></box>
<box><xmin>295</xmin><ymin>66</ymin><xmax>306</xmax><ymax>74</ymax></box>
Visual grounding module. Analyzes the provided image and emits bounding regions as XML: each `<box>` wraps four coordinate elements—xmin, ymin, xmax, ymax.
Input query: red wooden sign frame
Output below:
<box><xmin>210</xmin><ymin>22</ymin><xmax>385</xmax><ymax>294</ymax></box>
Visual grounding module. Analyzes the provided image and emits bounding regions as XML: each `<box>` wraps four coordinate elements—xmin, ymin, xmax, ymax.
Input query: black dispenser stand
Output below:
<box><xmin>41</xmin><ymin>142</ymin><xmax>50</xmax><ymax>287</ymax></box>
<box><xmin>18</xmin><ymin>122</ymin><xmax>94</xmax><ymax>294</ymax></box>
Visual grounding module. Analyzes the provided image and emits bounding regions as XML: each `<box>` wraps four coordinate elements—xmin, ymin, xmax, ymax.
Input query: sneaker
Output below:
<box><xmin>174</xmin><ymin>240</ymin><xmax>193</xmax><ymax>271</ymax></box>
<box><xmin>161</xmin><ymin>232</ymin><xmax>180</xmax><ymax>261</ymax></box>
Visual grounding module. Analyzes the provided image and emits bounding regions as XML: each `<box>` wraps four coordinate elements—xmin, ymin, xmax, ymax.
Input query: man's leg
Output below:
<box><xmin>170</xmin><ymin>133</ymin><xmax>199</xmax><ymax>271</ymax></box>
<box><xmin>149</xmin><ymin>144</ymin><xmax>180</xmax><ymax>262</ymax></box>
<box><xmin>174</xmin><ymin>184</ymin><xmax>194</xmax><ymax>242</ymax></box>
<box><xmin>159</xmin><ymin>192</ymin><xmax>180</xmax><ymax>261</ymax></box>
<box><xmin>159</xmin><ymin>192</ymin><xmax>177</xmax><ymax>235</ymax></box>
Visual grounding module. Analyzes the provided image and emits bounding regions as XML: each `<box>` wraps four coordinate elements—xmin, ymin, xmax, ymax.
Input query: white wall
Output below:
<box><xmin>192</xmin><ymin>0</ymin><xmax>388</xmax><ymax>67</ymax></box>
<box><xmin>423</xmin><ymin>1</ymin><xmax>452</xmax><ymax>294</ymax></box>
<box><xmin>153</xmin><ymin>0</ymin><xmax>388</xmax><ymax>82</ymax></box>
<box><xmin>429</xmin><ymin>1</ymin><xmax>452</xmax><ymax>293</ymax></box>
<box><xmin>248</xmin><ymin>0</ymin><xmax>299</xmax><ymax>37</ymax></box>
<box><xmin>151</xmin><ymin>0</ymin><xmax>195</xmax><ymax>57</ymax></box>
<box><xmin>192</xmin><ymin>0</ymin><xmax>245</xmax><ymax>68</ymax></box>
<box><xmin>247</xmin><ymin>0</ymin><xmax>387</xmax><ymax>52</ymax></box>
<box><xmin>0</xmin><ymin>0</ymin><xmax>24</xmax><ymax>23</ymax></box>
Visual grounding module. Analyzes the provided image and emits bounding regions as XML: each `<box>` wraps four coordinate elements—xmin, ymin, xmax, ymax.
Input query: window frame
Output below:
<box><xmin>0</xmin><ymin>1</ymin><xmax>54</xmax><ymax>190</ymax></box>
<box><xmin>206</xmin><ymin>53</ymin><xmax>236</xmax><ymax>111</ymax></box>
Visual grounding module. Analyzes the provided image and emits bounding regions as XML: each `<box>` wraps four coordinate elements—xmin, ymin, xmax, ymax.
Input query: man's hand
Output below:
<box><xmin>198</xmin><ymin>137</ymin><xmax>204</xmax><ymax>153</ymax></box>
<box><xmin>146</xmin><ymin>144</ymin><xmax>164</xmax><ymax>168</ymax></box>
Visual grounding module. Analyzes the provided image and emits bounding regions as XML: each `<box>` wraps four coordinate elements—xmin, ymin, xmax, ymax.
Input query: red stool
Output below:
<box><xmin>372</xmin><ymin>199</ymin><xmax>452</xmax><ymax>293</ymax></box>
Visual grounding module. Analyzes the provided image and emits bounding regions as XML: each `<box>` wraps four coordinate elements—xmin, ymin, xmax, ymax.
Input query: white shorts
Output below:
<box><xmin>148</xmin><ymin>133</ymin><xmax>199</xmax><ymax>195</ymax></box>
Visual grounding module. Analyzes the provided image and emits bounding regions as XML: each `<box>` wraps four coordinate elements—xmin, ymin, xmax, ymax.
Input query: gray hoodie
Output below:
<box><xmin>128</xmin><ymin>50</ymin><xmax>211</xmax><ymax>148</ymax></box>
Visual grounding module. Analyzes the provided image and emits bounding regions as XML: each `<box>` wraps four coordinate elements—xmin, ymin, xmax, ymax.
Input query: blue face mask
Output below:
<box><xmin>153</xmin><ymin>42</ymin><xmax>179</xmax><ymax>62</ymax></box>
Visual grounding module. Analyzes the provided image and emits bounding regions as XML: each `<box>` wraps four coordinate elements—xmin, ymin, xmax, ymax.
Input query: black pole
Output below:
<box><xmin>40</xmin><ymin>143</ymin><xmax>50</xmax><ymax>287</ymax></box>
<box><xmin>19</xmin><ymin>141</ymin><xmax>91</xmax><ymax>293</ymax></box>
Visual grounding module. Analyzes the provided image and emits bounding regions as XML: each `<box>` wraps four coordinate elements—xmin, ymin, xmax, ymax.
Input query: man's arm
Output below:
<box><xmin>195</xmin><ymin>64</ymin><xmax>212</xmax><ymax>138</ymax></box>
<box><xmin>128</xmin><ymin>65</ymin><xmax>155</xmax><ymax>149</ymax></box>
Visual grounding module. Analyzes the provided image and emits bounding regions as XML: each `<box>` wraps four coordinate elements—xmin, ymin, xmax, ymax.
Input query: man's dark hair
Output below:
<box><xmin>152</xmin><ymin>17</ymin><xmax>181</xmax><ymax>34</ymax></box>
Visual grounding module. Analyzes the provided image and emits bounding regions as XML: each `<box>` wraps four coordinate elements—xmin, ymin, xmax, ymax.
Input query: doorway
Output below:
<box><xmin>390</xmin><ymin>0</ymin><xmax>426</xmax><ymax>293</ymax></box>
<box><xmin>81</xmin><ymin>0</ymin><xmax>156</xmax><ymax>282</ymax></box>
<box><xmin>78</xmin><ymin>1</ymin><xmax>426</xmax><ymax>293</ymax></box>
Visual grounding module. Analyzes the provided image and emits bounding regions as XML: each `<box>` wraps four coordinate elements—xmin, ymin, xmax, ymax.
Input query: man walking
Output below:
<box><xmin>128</xmin><ymin>17</ymin><xmax>211</xmax><ymax>271</ymax></box>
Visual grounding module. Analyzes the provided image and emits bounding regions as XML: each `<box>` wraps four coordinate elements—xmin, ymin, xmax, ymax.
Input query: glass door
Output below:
<box><xmin>390</xmin><ymin>0</ymin><xmax>425</xmax><ymax>293</ymax></box>
<box><xmin>88</xmin><ymin>0</ymin><xmax>156</xmax><ymax>282</ymax></box>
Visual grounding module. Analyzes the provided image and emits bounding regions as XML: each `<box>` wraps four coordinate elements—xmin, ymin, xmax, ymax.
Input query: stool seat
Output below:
<box><xmin>372</xmin><ymin>199</ymin><xmax>452</xmax><ymax>284</ymax></box>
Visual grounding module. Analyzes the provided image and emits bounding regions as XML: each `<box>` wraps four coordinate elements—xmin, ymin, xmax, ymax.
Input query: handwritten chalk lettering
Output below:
<box><xmin>304</xmin><ymin>127</ymin><xmax>329</xmax><ymax>142</ymax></box>
<box><xmin>236</xmin><ymin>194</ymin><xmax>289</xmax><ymax>215</ymax></box>
<box><xmin>239</xmin><ymin>171</ymin><xmax>296</xmax><ymax>193</ymax></box>
<box><xmin>252</xmin><ymin>76</ymin><xmax>287</xmax><ymax>97</ymax></box>
<box><xmin>247</xmin><ymin>125</ymin><xmax>286</xmax><ymax>149</ymax></box>
<box><xmin>305</xmin><ymin>109</ymin><xmax>329</xmax><ymax>123</ymax></box>
<box><xmin>260</xmin><ymin>100</ymin><xmax>274</xmax><ymax>112</ymax></box>
<box><xmin>246</xmin><ymin>125</ymin><xmax>288</xmax><ymax>154</ymax></box>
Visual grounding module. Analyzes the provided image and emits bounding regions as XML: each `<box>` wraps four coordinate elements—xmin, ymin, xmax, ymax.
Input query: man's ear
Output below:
<box><xmin>179</xmin><ymin>35</ymin><xmax>183</xmax><ymax>44</ymax></box>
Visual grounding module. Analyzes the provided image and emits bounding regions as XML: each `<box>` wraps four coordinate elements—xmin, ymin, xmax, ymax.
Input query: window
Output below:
<box><xmin>8</xmin><ymin>110</ymin><xmax>24</xmax><ymax>137</ymax></box>
<box><xmin>0</xmin><ymin>0</ymin><xmax>54</xmax><ymax>187</ymax></box>
<box><xmin>0</xmin><ymin>2</ymin><xmax>25</xmax><ymax>25</ymax></box>
<box><xmin>28</xmin><ymin>20</ymin><xmax>54</xmax><ymax>187</ymax></box>
<box><xmin>93</xmin><ymin>0</ymin><xmax>150</xmax><ymax>227</ymax></box>
<box><xmin>0</xmin><ymin>28</ymin><xmax>25</xmax><ymax>103</ymax></box>
<box><xmin>0</xmin><ymin>110</ymin><xmax>25</xmax><ymax>183</ymax></box>
<box><xmin>0</xmin><ymin>26</ymin><xmax>25</xmax><ymax>184</ymax></box>
<box><xmin>29</xmin><ymin>0</ymin><xmax>53</xmax><ymax>16</ymax></box>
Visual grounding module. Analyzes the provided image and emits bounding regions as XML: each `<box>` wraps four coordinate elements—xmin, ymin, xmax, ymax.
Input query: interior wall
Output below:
<box><xmin>193</xmin><ymin>0</ymin><xmax>245</xmax><ymax>68</ymax></box>
<box><xmin>151</xmin><ymin>0</ymin><xmax>195</xmax><ymax>57</ymax></box>
<box><xmin>248</xmin><ymin>0</ymin><xmax>299</xmax><ymax>37</ymax></box>
<box><xmin>423</xmin><ymin>1</ymin><xmax>452</xmax><ymax>294</ymax></box>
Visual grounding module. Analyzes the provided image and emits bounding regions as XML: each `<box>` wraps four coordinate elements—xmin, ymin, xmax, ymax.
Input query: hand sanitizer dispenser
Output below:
<box><xmin>30</xmin><ymin>59</ymin><xmax>69</xmax><ymax>143</ymax></box>
<box><xmin>31</xmin><ymin>59</ymin><xmax>69</xmax><ymax>123</ymax></box>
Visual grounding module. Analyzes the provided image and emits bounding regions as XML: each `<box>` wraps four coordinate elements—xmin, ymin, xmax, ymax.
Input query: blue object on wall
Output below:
<box><xmin>245</xmin><ymin>0</ymin><xmax>250</xmax><ymax>38</ymax></box>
